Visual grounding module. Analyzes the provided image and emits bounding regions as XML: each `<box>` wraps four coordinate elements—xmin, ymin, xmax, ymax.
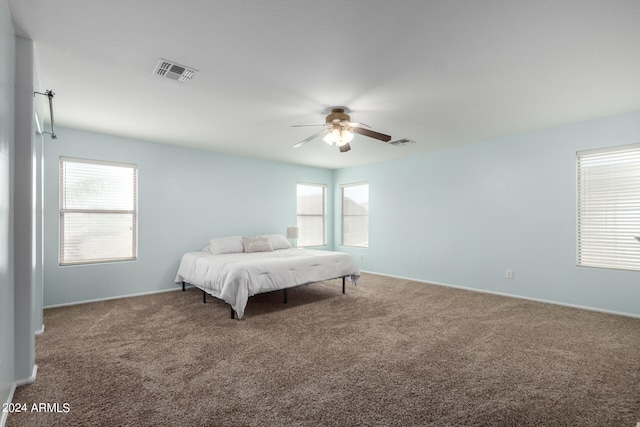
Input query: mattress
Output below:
<box><xmin>175</xmin><ymin>248</ymin><xmax>360</xmax><ymax>319</ymax></box>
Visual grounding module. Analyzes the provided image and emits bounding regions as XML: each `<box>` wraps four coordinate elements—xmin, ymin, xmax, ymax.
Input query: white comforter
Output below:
<box><xmin>175</xmin><ymin>249</ymin><xmax>360</xmax><ymax>319</ymax></box>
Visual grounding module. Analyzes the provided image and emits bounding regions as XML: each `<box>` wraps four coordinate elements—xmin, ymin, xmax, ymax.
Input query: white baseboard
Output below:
<box><xmin>44</xmin><ymin>286</ymin><xmax>185</xmax><ymax>310</ymax></box>
<box><xmin>15</xmin><ymin>364</ymin><xmax>38</xmax><ymax>387</ymax></box>
<box><xmin>35</xmin><ymin>324</ymin><xmax>45</xmax><ymax>335</ymax></box>
<box><xmin>1</xmin><ymin>364</ymin><xmax>38</xmax><ymax>427</ymax></box>
<box><xmin>0</xmin><ymin>383</ymin><xmax>16</xmax><ymax>427</ymax></box>
<box><xmin>361</xmin><ymin>270</ymin><xmax>640</xmax><ymax>320</ymax></box>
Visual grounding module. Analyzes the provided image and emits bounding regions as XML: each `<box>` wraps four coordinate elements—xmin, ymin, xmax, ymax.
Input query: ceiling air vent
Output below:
<box><xmin>389</xmin><ymin>138</ymin><xmax>416</xmax><ymax>147</ymax></box>
<box><xmin>153</xmin><ymin>59</ymin><xmax>198</xmax><ymax>83</ymax></box>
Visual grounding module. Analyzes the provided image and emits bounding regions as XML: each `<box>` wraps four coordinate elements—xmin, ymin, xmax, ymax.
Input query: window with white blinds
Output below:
<box><xmin>577</xmin><ymin>144</ymin><xmax>640</xmax><ymax>271</ymax></box>
<box><xmin>296</xmin><ymin>183</ymin><xmax>325</xmax><ymax>247</ymax></box>
<box><xmin>60</xmin><ymin>157</ymin><xmax>138</xmax><ymax>265</ymax></box>
<box><xmin>342</xmin><ymin>183</ymin><xmax>369</xmax><ymax>248</ymax></box>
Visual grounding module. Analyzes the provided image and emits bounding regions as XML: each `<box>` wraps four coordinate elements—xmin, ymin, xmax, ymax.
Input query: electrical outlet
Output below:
<box><xmin>359</xmin><ymin>254</ymin><xmax>364</xmax><ymax>261</ymax></box>
<box><xmin>506</xmin><ymin>270</ymin><xmax>513</xmax><ymax>279</ymax></box>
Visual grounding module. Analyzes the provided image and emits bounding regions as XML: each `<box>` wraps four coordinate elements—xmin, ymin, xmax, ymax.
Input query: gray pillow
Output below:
<box><xmin>242</xmin><ymin>236</ymin><xmax>274</xmax><ymax>253</ymax></box>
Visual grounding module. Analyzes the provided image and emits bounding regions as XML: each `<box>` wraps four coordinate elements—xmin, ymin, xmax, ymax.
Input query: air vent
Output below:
<box><xmin>389</xmin><ymin>138</ymin><xmax>416</xmax><ymax>146</ymax></box>
<box><xmin>152</xmin><ymin>59</ymin><xmax>198</xmax><ymax>83</ymax></box>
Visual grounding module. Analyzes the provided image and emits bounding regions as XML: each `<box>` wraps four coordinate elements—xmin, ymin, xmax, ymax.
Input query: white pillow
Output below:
<box><xmin>258</xmin><ymin>234</ymin><xmax>292</xmax><ymax>250</ymax></box>
<box><xmin>203</xmin><ymin>236</ymin><xmax>244</xmax><ymax>255</ymax></box>
<box><xmin>242</xmin><ymin>236</ymin><xmax>274</xmax><ymax>253</ymax></box>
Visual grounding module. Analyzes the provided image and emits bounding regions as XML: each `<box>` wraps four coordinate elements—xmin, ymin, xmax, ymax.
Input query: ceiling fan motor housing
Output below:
<box><xmin>326</xmin><ymin>108</ymin><xmax>350</xmax><ymax>124</ymax></box>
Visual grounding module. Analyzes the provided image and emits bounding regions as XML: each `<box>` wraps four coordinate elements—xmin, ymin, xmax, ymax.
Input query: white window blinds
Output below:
<box><xmin>60</xmin><ymin>157</ymin><xmax>138</xmax><ymax>265</ymax></box>
<box><xmin>342</xmin><ymin>183</ymin><xmax>369</xmax><ymax>248</ymax></box>
<box><xmin>296</xmin><ymin>183</ymin><xmax>325</xmax><ymax>247</ymax></box>
<box><xmin>577</xmin><ymin>144</ymin><xmax>640</xmax><ymax>271</ymax></box>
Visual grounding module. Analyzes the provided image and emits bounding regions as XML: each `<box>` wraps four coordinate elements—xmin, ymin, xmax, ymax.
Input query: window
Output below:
<box><xmin>60</xmin><ymin>157</ymin><xmax>138</xmax><ymax>265</ymax></box>
<box><xmin>342</xmin><ymin>183</ymin><xmax>369</xmax><ymax>247</ymax></box>
<box><xmin>577</xmin><ymin>144</ymin><xmax>640</xmax><ymax>271</ymax></box>
<box><xmin>296</xmin><ymin>183</ymin><xmax>326</xmax><ymax>247</ymax></box>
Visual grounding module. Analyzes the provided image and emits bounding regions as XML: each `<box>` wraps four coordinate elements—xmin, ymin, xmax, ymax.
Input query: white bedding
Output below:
<box><xmin>175</xmin><ymin>249</ymin><xmax>360</xmax><ymax>319</ymax></box>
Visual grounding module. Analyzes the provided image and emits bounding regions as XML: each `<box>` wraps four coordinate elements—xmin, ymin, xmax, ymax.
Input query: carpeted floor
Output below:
<box><xmin>7</xmin><ymin>273</ymin><xmax>640</xmax><ymax>426</ymax></box>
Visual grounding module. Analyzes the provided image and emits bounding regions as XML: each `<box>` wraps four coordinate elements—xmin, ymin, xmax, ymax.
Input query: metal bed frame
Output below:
<box><xmin>181</xmin><ymin>276</ymin><xmax>348</xmax><ymax>319</ymax></box>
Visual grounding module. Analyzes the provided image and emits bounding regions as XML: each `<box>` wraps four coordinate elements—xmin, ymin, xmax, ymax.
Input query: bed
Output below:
<box><xmin>175</xmin><ymin>235</ymin><xmax>361</xmax><ymax>319</ymax></box>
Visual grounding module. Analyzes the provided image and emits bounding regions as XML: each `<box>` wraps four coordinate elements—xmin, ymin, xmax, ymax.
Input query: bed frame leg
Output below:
<box><xmin>342</xmin><ymin>276</ymin><xmax>346</xmax><ymax>294</ymax></box>
<box><xmin>202</xmin><ymin>290</ymin><xmax>206</xmax><ymax>303</ymax></box>
<box><xmin>283</xmin><ymin>288</ymin><xmax>288</xmax><ymax>304</ymax></box>
<box><xmin>182</xmin><ymin>281</ymin><xmax>185</xmax><ymax>292</ymax></box>
<box><xmin>230</xmin><ymin>307</ymin><xmax>235</xmax><ymax>319</ymax></box>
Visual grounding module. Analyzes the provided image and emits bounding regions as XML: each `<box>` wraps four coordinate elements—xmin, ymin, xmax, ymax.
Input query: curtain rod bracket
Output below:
<box><xmin>34</xmin><ymin>89</ymin><xmax>57</xmax><ymax>139</ymax></box>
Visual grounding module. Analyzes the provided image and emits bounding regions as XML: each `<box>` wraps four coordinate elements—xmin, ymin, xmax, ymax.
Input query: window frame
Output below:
<box><xmin>296</xmin><ymin>182</ymin><xmax>326</xmax><ymax>247</ymax></box>
<box><xmin>341</xmin><ymin>182</ymin><xmax>369</xmax><ymax>248</ymax></box>
<box><xmin>576</xmin><ymin>143</ymin><xmax>640</xmax><ymax>272</ymax></box>
<box><xmin>59</xmin><ymin>156</ymin><xmax>138</xmax><ymax>266</ymax></box>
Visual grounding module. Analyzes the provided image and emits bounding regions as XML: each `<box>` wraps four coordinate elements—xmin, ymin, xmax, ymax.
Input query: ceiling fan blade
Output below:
<box><xmin>350</xmin><ymin>122</ymin><xmax>371</xmax><ymax>128</ymax></box>
<box><xmin>352</xmin><ymin>127</ymin><xmax>392</xmax><ymax>142</ymax></box>
<box><xmin>293</xmin><ymin>129</ymin><xmax>327</xmax><ymax>148</ymax></box>
<box><xmin>339</xmin><ymin>143</ymin><xmax>351</xmax><ymax>153</ymax></box>
<box><xmin>291</xmin><ymin>124</ymin><xmax>326</xmax><ymax>127</ymax></box>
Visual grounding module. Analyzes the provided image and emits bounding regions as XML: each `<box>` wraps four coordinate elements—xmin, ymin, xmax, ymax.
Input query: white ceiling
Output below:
<box><xmin>8</xmin><ymin>0</ymin><xmax>640</xmax><ymax>169</ymax></box>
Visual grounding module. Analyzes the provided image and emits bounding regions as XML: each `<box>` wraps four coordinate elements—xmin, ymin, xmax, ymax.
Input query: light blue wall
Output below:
<box><xmin>335</xmin><ymin>111</ymin><xmax>640</xmax><ymax>317</ymax></box>
<box><xmin>44</xmin><ymin>112</ymin><xmax>640</xmax><ymax>316</ymax></box>
<box><xmin>0</xmin><ymin>0</ymin><xmax>16</xmax><ymax>412</ymax></box>
<box><xmin>43</xmin><ymin>127</ymin><xmax>333</xmax><ymax>306</ymax></box>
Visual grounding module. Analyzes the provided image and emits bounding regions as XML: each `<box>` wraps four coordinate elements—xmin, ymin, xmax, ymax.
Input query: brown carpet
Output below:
<box><xmin>8</xmin><ymin>273</ymin><xmax>640</xmax><ymax>426</ymax></box>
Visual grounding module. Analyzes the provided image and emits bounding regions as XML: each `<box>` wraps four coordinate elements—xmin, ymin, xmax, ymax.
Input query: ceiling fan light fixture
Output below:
<box><xmin>341</xmin><ymin>129</ymin><xmax>354</xmax><ymax>143</ymax></box>
<box><xmin>323</xmin><ymin>130</ymin><xmax>336</xmax><ymax>145</ymax></box>
<box><xmin>324</xmin><ymin>127</ymin><xmax>353</xmax><ymax>146</ymax></box>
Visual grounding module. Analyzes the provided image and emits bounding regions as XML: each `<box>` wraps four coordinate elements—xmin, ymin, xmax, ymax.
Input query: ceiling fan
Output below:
<box><xmin>292</xmin><ymin>108</ymin><xmax>392</xmax><ymax>153</ymax></box>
